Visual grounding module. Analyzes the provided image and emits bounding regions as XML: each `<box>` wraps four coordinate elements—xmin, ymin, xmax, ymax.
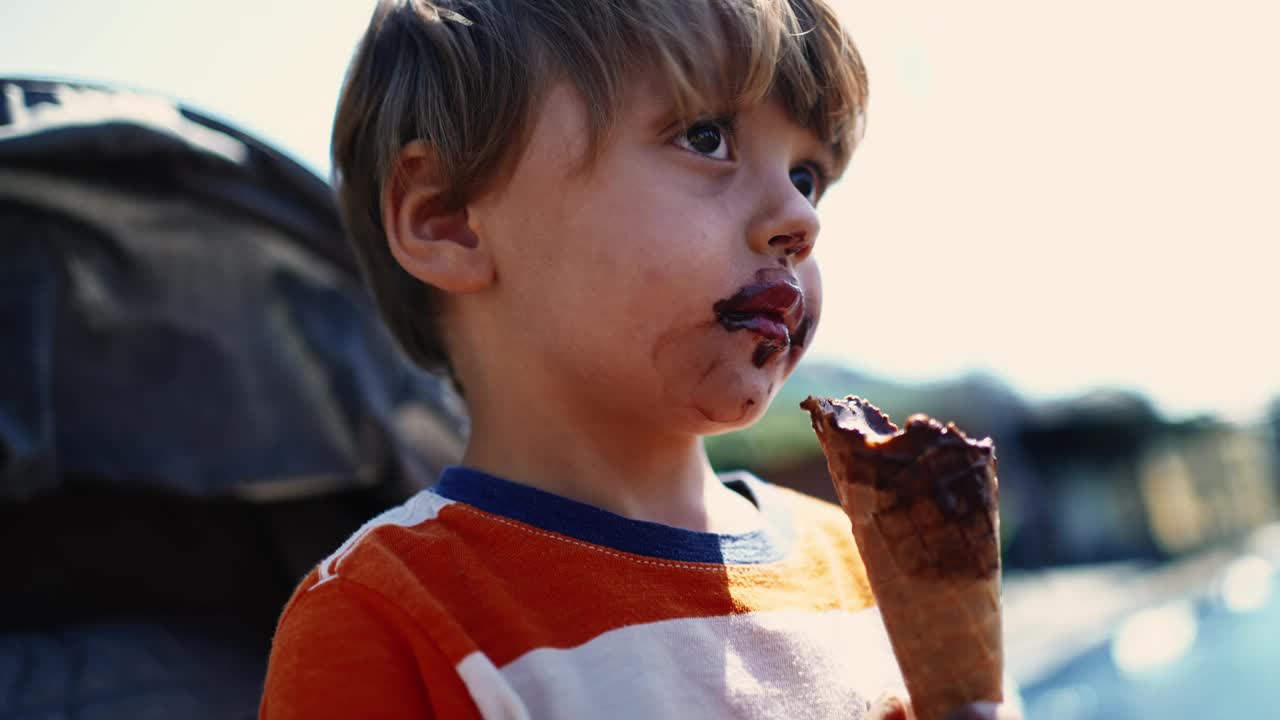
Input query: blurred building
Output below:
<box><xmin>725</xmin><ymin>366</ymin><xmax>1280</xmax><ymax>570</ymax></box>
<box><xmin>1011</xmin><ymin>391</ymin><xmax>1167</xmax><ymax>567</ymax></box>
<box><xmin>1139</xmin><ymin>420</ymin><xmax>1278</xmax><ymax>555</ymax></box>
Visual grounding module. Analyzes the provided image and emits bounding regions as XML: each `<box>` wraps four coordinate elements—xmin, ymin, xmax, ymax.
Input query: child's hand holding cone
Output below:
<box><xmin>869</xmin><ymin>695</ymin><xmax>1022</xmax><ymax>720</ymax></box>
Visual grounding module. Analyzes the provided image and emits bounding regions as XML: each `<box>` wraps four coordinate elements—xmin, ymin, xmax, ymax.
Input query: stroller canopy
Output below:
<box><xmin>0</xmin><ymin>76</ymin><xmax>465</xmax><ymax>502</ymax></box>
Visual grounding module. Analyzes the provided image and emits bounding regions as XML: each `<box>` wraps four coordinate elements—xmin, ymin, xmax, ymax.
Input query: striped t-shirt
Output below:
<box><xmin>260</xmin><ymin>466</ymin><xmax>904</xmax><ymax>719</ymax></box>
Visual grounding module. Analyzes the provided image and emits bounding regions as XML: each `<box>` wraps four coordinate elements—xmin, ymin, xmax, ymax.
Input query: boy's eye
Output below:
<box><xmin>790</xmin><ymin>166</ymin><xmax>821</xmax><ymax>203</ymax></box>
<box><xmin>675</xmin><ymin>121</ymin><xmax>730</xmax><ymax>160</ymax></box>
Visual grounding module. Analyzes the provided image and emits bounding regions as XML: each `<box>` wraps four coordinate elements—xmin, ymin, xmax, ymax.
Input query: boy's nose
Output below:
<box><xmin>768</xmin><ymin>231</ymin><xmax>811</xmax><ymax>258</ymax></box>
<box><xmin>747</xmin><ymin>180</ymin><xmax>820</xmax><ymax>262</ymax></box>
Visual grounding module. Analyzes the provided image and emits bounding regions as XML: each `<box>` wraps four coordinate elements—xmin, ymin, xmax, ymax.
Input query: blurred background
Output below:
<box><xmin>2</xmin><ymin>1</ymin><xmax>1277</xmax><ymax>718</ymax></box>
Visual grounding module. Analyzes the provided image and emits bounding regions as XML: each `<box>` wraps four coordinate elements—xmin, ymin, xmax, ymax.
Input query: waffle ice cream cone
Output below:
<box><xmin>801</xmin><ymin>396</ymin><xmax>1003</xmax><ymax>720</ymax></box>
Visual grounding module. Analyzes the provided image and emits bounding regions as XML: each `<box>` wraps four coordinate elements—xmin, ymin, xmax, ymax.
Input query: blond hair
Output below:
<box><xmin>332</xmin><ymin>0</ymin><xmax>868</xmax><ymax>381</ymax></box>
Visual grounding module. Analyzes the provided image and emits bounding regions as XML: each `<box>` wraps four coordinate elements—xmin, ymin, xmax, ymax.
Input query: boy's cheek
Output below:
<box><xmin>799</xmin><ymin>260</ymin><xmax>822</xmax><ymax>308</ymax></box>
<box><xmin>797</xmin><ymin>262</ymin><xmax>823</xmax><ymax>346</ymax></box>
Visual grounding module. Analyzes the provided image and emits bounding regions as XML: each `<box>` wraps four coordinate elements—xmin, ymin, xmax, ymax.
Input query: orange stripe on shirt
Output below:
<box><xmin>320</xmin><ymin>484</ymin><xmax>873</xmax><ymax>668</ymax></box>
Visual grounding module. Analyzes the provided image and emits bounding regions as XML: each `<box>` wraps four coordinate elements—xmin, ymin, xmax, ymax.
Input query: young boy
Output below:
<box><xmin>262</xmin><ymin>1</ymin><xmax>1017</xmax><ymax>718</ymax></box>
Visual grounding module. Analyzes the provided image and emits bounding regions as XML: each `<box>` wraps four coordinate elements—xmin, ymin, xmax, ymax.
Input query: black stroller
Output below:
<box><xmin>0</xmin><ymin>77</ymin><xmax>466</xmax><ymax>719</ymax></box>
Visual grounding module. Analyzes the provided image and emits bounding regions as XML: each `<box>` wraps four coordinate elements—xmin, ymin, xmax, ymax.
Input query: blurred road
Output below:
<box><xmin>1005</xmin><ymin>523</ymin><xmax>1280</xmax><ymax>719</ymax></box>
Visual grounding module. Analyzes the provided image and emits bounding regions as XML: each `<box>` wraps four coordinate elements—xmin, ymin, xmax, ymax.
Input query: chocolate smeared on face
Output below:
<box><xmin>783</xmin><ymin>314</ymin><xmax>817</xmax><ymax>367</ymax></box>
<box><xmin>790</xmin><ymin>314</ymin><xmax>815</xmax><ymax>349</ymax></box>
<box><xmin>647</xmin><ymin>271</ymin><xmax>807</xmax><ymax>424</ymax></box>
<box><xmin>713</xmin><ymin>269</ymin><xmax>805</xmax><ymax>367</ymax></box>
<box><xmin>752</xmin><ymin>340</ymin><xmax>785</xmax><ymax>367</ymax></box>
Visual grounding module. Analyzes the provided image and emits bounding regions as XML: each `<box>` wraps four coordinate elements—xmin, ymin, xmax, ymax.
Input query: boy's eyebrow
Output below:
<box><xmin>804</xmin><ymin>137</ymin><xmax>843</xmax><ymax>180</ymax></box>
<box><xmin>814</xmin><ymin>143</ymin><xmax>839</xmax><ymax>172</ymax></box>
<box><xmin>649</xmin><ymin>108</ymin><xmax>686</xmax><ymax>138</ymax></box>
<box><xmin>646</xmin><ymin>96</ymin><xmax>735</xmax><ymax>136</ymax></box>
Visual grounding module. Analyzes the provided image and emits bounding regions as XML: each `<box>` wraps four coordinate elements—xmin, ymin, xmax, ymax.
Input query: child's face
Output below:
<box><xmin>467</xmin><ymin>74</ymin><xmax>837</xmax><ymax>434</ymax></box>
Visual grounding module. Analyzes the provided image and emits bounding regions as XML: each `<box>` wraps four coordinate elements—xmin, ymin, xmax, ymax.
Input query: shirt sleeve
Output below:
<box><xmin>260</xmin><ymin>577</ymin><xmax>475</xmax><ymax>720</ymax></box>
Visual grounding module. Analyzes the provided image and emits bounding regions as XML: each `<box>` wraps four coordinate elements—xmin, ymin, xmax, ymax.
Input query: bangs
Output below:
<box><xmin>623</xmin><ymin>0</ymin><xmax>868</xmax><ymax>171</ymax></box>
<box><xmin>526</xmin><ymin>0</ymin><xmax>867</xmax><ymax>171</ymax></box>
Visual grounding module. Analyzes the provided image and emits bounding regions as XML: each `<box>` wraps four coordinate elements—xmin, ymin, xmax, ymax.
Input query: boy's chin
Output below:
<box><xmin>682</xmin><ymin>358</ymin><xmax>785</xmax><ymax>429</ymax></box>
<box><xmin>699</xmin><ymin>401</ymin><xmax>771</xmax><ymax>436</ymax></box>
<box><xmin>653</xmin><ymin>326</ymin><xmax>798</xmax><ymax>430</ymax></box>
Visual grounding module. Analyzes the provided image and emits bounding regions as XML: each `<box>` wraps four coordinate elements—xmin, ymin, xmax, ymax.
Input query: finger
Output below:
<box><xmin>867</xmin><ymin>693</ymin><xmax>911</xmax><ymax>720</ymax></box>
<box><xmin>942</xmin><ymin>701</ymin><xmax>1021</xmax><ymax>720</ymax></box>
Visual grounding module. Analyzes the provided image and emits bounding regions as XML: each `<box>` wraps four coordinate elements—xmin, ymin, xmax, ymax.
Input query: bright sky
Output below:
<box><xmin>4</xmin><ymin>1</ymin><xmax>1276</xmax><ymax>421</ymax></box>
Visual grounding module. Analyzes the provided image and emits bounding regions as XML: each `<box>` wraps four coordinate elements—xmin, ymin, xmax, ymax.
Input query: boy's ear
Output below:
<box><xmin>382</xmin><ymin>140</ymin><xmax>494</xmax><ymax>294</ymax></box>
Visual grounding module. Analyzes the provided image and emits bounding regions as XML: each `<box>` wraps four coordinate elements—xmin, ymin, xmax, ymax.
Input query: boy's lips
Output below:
<box><xmin>713</xmin><ymin>274</ymin><xmax>806</xmax><ymax>348</ymax></box>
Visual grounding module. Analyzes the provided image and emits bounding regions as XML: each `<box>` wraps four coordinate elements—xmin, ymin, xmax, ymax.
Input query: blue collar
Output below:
<box><xmin>431</xmin><ymin>466</ymin><xmax>794</xmax><ymax>565</ymax></box>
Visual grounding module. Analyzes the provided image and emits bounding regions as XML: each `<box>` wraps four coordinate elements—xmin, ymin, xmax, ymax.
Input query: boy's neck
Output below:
<box><xmin>460</xmin><ymin>404</ymin><xmax>763</xmax><ymax>535</ymax></box>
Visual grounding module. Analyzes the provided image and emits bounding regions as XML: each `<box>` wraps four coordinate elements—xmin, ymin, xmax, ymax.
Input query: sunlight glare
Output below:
<box><xmin>1110</xmin><ymin>602</ymin><xmax>1197</xmax><ymax>673</ymax></box>
<box><xmin>1221</xmin><ymin>555</ymin><xmax>1274</xmax><ymax>613</ymax></box>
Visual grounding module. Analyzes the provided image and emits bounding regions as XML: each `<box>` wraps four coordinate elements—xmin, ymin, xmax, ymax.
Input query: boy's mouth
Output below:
<box><xmin>713</xmin><ymin>272</ymin><xmax>806</xmax><ymax>364</ymax></box>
